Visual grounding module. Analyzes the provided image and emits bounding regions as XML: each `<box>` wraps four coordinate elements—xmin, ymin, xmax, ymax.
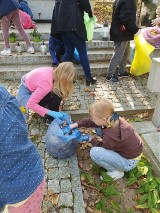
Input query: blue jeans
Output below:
<box><xmin>49</xmin><ymin>35</ymin><xmax>65</xmax><ymax>62</ymax></box>
<box><xmin>90</xmin><ymin>147</ymin><xmax>139</xmax><ymax>172</ymax></box>
<box><xmin>16</xmin><ymin>77</ymin><xmax>62</xmax><ymax>121</ymax></box>
<box><xmin>61</xmin><ymin>31</ymin><xmax>92</xmax><ymax>80</ymax></box>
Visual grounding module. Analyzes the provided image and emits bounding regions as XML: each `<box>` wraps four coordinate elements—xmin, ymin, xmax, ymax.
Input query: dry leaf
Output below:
<box><xmin>84</xmin><ymin>87</ymin><xmax>90</xmax><ymax>92</ymax></box>
<box><xmin>52</xmin><ymin>194</ymin><xmax>59</xmax><ymax>205</ymax></box>
<box><xmin>94</xmin><ymin>209</ymin><xmax>102</xmax><ymax>213</ymax></box>
<box><xmin>90</xmin><ymin>92</ymin><xmax>96</xmax><ymax>96</ymax></box>
<box><xmin>78</xmin><ymin>161</ymin><xmax>83</xmax><ymax>168</ymax></box>
<box><xmin>69</xmin><ymin>105</ymin><xmax>79</xmax><ymax>110</ymax></box>
<box><xmin>157</xmin><ymin>127</ymin><xmax>160</xmax><ymax>132</ymax></box>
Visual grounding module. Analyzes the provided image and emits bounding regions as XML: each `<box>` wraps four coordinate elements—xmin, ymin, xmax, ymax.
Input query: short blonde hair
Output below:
<box><xmin>156</xmin><ymin>6</ymin><xmax>160</xmax><ymax>16</ymax></box>
<box><xmin>53</xmin><ymin>62</ymin><xmax>75</xmax><ymax>98</ymax></box>
<box><xmin>89</xmin><ymin>99</ymin><xmax>119</xmax><ymax>128</ymax></box>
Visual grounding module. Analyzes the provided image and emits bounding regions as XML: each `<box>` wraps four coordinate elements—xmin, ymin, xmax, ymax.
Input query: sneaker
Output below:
<box><xmin>106</xmin><ymin>170</ymin><xmax>124</xmax><ymax>180</ymax></box>
<box><xmin>106</xmin><ymin>74</ymin><xmax>112</xmax><ymax>82</ymax></box>
<box><xmin>86</xmin><ymin>77</ymin><xmax>97</xmax><ymax>86</ymax></box>
<box><xmin>111</xmin><ymin>76</ymin><xmax>119</xmax><ymax>83</ymax></box>
<box><xmin>118</xmin><ymin>71</ymin><xmax>129</xmax><ymax>78</ymax></box>
<box><xmin>1</xmin><ymin>49</ymin><xmax>12</xmax><ymax>56</ymax></box>
<box><xmin>27</xmin><ymin>46</ymin><xmax>35</xmax><ymax>54</ymax></box>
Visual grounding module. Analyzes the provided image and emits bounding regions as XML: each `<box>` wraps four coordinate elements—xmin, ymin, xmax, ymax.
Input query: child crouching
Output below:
<box><xmin>69</xmin><ymin>99</ymin><xmax>143</xmax><ymax>180</ymax></box>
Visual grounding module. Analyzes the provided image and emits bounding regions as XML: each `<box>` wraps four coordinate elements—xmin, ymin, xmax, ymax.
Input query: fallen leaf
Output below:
<box><xmin>84</xmin><ymin>87</ymin><xmax>90</xmax><ymax>92</ymax></box>
<box><xmin>78</xmin><ymin>161</ymin><xmax>83</xmax><ymax>168</ymax></box>
<box><xmin>90</xmin><ymin>92</ymin><xmax>96</xmax><ymax>96</ymax></box>
<box><xmin>52</xmin><ymin>194</ymin><xmax>59</xmax><ymax>205</ymax></box>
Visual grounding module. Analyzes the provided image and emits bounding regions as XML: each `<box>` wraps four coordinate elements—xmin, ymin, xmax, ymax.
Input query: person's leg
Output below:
<box><xmin>62</xmin><ymin>32</ymin><xmax>96</xmax><ymax>85</ymax></box>
<box><xmin>39</xmin><ymin>92</ymin><xmax>62</xmax><ymax>121</ymax></box>
<box><xmin>118</xmin><ymin>41</ymin><xmax>130</xmax><ymax>75</ymax></box>
<box><xmin>7</xmin><ymin>178</ymin><xmax>45</xmax><ymax>213</ymax></box>
<box><xmin>90</xmin><ymin>147</ymin><xmax>139</xmax><ymax>172</ymax></box>
<box><xmin>1</xmin><ymin>11</ymin><xmax>15</xmax><ymax>50</ymax></box>
<box><xmin>16</xmin><ymin>79</ymin><xmax>32</xmax><ymax>120</ymax></box>
<box><xmin>106</xmin><ymin>41</ymin><xmax>129</xmax><ymax>80</ymax></box>
<box><xmin>61</xmin><ymin>32</ymin><xmax>75</xmax><ymax>61</ymax></box>
<box><xmin>12</xmin><ymin>9</ymin><xmax>33</xmax><ymax>48</ymax></box>
<box><xmin>49</xmin><ymin>36</ymin><xmax>57</xmax><ymax>64</ymax></box>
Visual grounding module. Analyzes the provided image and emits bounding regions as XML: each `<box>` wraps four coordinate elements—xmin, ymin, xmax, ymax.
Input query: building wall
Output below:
<box><xmin>27</xmin><ymin>0</ymin><xmax>94</xmax><ymax>21</ymax></box>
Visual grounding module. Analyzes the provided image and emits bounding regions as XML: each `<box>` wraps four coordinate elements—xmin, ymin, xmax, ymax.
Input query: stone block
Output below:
<box><xmin>132</xmin><ymin>121</ymin><xmax>157</xmax><ymax>135</ymax></box>
<box><xmin>147</xmin><ymin>58</ymin><xmax>160</xmax><ymax>92</ymax></box>
<box><xmin>141</xmin><ymin>132</ymin><xmax>160</xmax><ymax>176</ymax></box>
<box><xmin>58</xmin><ymin>192</ymin><xmax>73</xmax><ymax>207</ymax></box>
<box><xmin>152</xmin><ymin>93</ymin><xmax>160</xmax><ymax>127</ymax></box>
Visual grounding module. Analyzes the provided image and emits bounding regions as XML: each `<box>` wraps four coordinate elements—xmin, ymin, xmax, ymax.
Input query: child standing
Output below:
<box><xmin>106</xmin><ymin>0</ymin><xmax>140</xmax><ymax>82</ymax></box>
<box><xmin>69</xmin><ymin>99</ymin><xmax>143</xmax><ymax>180</ymax></box>
<box><xmin>1</xmin><ymin>8</ymin><xmax>35</xmax><ymax>56</ymax></box>
<box><xmin>0</xmin><ymin>84</ymin><xmax>45</xmax><ymax>213</ymax></box>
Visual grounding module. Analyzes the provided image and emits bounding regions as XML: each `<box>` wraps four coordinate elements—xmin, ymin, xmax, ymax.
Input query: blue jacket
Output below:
<box><xmin>0</xmin><ymin>84</ymin><xmax>44</xmax><ymax>210</ymax></box>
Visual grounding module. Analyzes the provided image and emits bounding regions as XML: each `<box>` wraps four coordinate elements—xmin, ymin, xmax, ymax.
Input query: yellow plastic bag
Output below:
<box><xmin>130</xmin><ymin>34</ymin><xmax>155</xmax><ymax>76</ymax></box>
<box><xmin>84</xmin><ymin>12</ymin><xmax>97</xmax><ymax>42</ymax></box>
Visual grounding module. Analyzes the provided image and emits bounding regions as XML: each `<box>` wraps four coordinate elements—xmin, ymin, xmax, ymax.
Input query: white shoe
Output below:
<box><xmin>1</xmin><ymin>49</ymin><xmax>12</xmax><ymax>56</ymax></box>
<box><xmin>27</xmin><ymin>46</ymin><xmax>35</xmax><ymax>54</ymax></box>
<box><xmin>106</xmin><ymin>170</ymin><xmax>124</xmax><ymax>180</ymax></box>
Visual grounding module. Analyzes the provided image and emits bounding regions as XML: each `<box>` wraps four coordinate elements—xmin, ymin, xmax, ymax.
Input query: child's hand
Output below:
<box><xmin>69</xmin><ymin>123</ymin><xmax>78</xmax><ymax>129</ymax></box>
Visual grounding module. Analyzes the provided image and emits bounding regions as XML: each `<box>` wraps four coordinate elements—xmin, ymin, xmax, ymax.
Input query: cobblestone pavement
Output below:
<box><xmin>0</xmin><ymin>74</ymin><xmax>157</xmax><ymax>213</ymax></box>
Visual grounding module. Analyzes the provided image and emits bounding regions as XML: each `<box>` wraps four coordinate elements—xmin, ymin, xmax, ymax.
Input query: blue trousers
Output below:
<box><xmin>16</xmin><ymin>77</ymin><xmax>62</xmax><ymax>121</ymax></box>
<box><xmin>61</xmin><ymin>31</ymin><xmax>92</xmax><ymax>81</ymax></box>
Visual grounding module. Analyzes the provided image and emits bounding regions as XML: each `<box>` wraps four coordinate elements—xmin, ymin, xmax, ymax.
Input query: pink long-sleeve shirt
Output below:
<box><xmin>24</xmin><ymin>67</ymin><xmax>53</xmax><ymax>116</ymax></box>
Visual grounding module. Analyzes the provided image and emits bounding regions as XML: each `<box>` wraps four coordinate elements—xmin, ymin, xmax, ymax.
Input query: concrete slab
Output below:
<box><xmin>132</xmin><ymin>121</ymin><xmax>157</xmax><ymax>135</ymax></box>
<box><xmin>141</xmin><ymin>132</ymin><xmax>160</xmax><ymax>176</ymax></box>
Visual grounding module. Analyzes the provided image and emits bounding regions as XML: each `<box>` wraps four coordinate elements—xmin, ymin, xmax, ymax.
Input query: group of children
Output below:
<box><xmin>0</xmin><ymin>0</ymin><xmax>146</xmax><ymax>212</ymax></box>
<box><xmin>0</xmin><ymin>63</ymin><xmax>143</xmax><ymax>212</ymax></box>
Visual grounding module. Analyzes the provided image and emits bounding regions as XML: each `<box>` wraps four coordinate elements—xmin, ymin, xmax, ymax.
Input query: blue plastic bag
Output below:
<box><xmin>45</xmin><ymin>117</ymin><xmax>89</xmax><ymax>159</ymax></box>
<box><xmin>73</xmin><ymin>48</ymin><xmax>80</xmax><ymax>62</ymax></box>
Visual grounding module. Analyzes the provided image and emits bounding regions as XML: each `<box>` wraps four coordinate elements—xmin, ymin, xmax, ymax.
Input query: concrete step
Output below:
<box><xmin>0</xmin><ymin>61</ymin><xmax>110</xmax><ymax>80</ymax></box>
<box><xmin>132</xmin><ymin>121</ymin><xmax>160</xmax><ymax>176</ymax></box>
<box><xmin>0</xmin><ymin>49</ymin><xmax>113</xmax><ymax>64</ymax></box>
<box><xmin>0</xmin><ymin>24</ymin><xmax>104</xmax><ymax>41</ymax></box>
<box><xmin>0</xmin><ymin>40</ymin><xmax>113</xmax><ymax>52</ymax></box>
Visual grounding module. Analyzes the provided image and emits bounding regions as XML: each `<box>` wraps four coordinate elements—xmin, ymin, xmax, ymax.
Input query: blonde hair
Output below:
<box><xmin>53</xmin><ymin>62</ymin><xmax>75</xmax><ymax>98</ymax></box>
<box><xmin>89</xmin><ymin>99</ymin><xmax>119</xmax><ymax>128</ymax></box>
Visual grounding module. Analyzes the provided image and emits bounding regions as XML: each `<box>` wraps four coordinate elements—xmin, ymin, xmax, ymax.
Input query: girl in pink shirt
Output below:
<box><xmin>17</xmin><ymin>62</ymin><xmax>75</xmax><ymax>121</ymax></box>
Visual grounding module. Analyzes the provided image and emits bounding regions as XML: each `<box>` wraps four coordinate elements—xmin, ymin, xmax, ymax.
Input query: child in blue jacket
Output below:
<box><xmin>0</xmin><ymin>84</ymin><xmax>45</xmax><ymax>213</ymax></box>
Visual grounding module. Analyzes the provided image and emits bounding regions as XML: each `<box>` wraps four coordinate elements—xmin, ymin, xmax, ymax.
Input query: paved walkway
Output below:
<box><xmin>0</xmin><ymin>74</ymin><xmax>157</xmax><ymax>213</ymax></box>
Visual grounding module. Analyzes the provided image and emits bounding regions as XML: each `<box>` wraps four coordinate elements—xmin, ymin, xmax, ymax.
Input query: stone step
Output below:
<box><xmin>0</xmin><ymin>24</ymin><xmax>104</xmax><ymax>41</ymax></box>
<box><xmin>0</xmin><ymin>40</ymin><xmax>114</xmax><ymax>52</ymax></box>
<box><xmin>132</xmin><ymin>121</ymin><xmax>160</xmax><ymax>176</ymax></box>
<box><xmin>0</xmin><ymin>49</ymin><xmax>113</xmax><ymax>64</ymax></box>
<box><xmin>0</xmin><ymin>62</ymin><xmax>110</xmax><ymax>80</ymax></box>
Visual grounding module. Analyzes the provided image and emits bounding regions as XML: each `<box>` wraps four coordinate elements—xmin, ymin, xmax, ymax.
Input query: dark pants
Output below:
<box><xmin>49</xmin><ymin>35</ymin><xmax>65</xmax><ymax>62</ymax></box>
<box><xmin>61</xmin><ymin>31</ymin><xmax>92</xmax><ymax>80</ymax></box>
<box><xmin>39</xmin><ymin>92</ymin><xmax>62</xmax><ymax>121</ymax></box>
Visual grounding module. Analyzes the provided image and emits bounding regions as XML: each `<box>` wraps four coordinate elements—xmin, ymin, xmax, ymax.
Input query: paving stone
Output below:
<box><xmin>59</xmin><ymin>208</ymin><xmax>72</xmax><ymax>213</ymax></box>
<box><xmin>132</xmin><ymin>121</ymin><xmax>157</xmax><ymax>135</ymax></box>
<box><xmin>59</xmin><ymin>167</ymin><xmax>71</xmax><ymax>179</ymax></box>
<box><xmin>48</xmin><ymin>179</ymin><xmax>60</xmax><ymax>193</ymax></box>
<box><xmin>58</xmin><ymin>159</ymin><xmax>69</xmax><ymax>167</ymax></box>
<box><xmin>58</xmin><ymin>192</ymin><xmax>73</xmax><ymax>207</ymax></box>
<box><xmin>60</xmin><ymin>179</ymin><xmax>72</xmax><ymax>193</ymax></box>
<box><xmin>46</xmin><ymin>157</ymin><xmax>58</xmax><ymax>168</ymax></box>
